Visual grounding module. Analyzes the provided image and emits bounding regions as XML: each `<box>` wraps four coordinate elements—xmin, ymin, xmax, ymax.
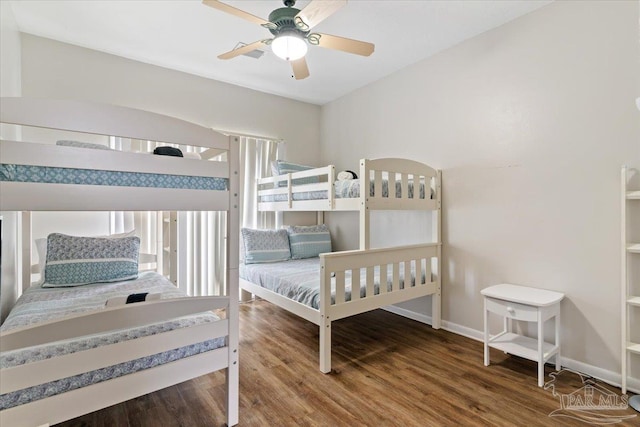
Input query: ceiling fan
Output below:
<box><xmin>202</xmin><ymin>0</ymin><xmax>375</xmax><ymax>80</ymax></box>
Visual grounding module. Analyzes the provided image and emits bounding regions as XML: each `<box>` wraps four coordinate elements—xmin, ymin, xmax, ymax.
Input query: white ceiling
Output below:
<box><xmin>9</xmin><ymin>0</ymin><xmax>552</xmax><ymax>105</ymax></box>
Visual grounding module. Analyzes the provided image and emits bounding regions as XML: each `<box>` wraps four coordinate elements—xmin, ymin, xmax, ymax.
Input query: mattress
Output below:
<box><xmin>0</xmin><ymin>164</ymin><xmax>228</xmax><ymax>191</ymax></box>
<box><xmin>240</xmin><ymin>258</ymin><xmax>419</xmax><ymax>310</ymax></box>
<box><xmin>0</xmin><ymin>272</ymin><xmax>225</xmax><ymax>410</ymax></box>
<box><xmin>259</xmin><ymin>178</ymin><xmax>428</xmax><ymax>202</ymax></box>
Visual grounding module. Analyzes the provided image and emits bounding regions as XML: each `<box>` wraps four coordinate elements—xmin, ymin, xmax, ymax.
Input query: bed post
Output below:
<box><xmin>319</xmin><ymin>255</ymin><xmax>332</xmax><ymax>373</ymax></box>
<box><xmin>432</xmin><ymin>170</ymin><xmax>442</xmax><ymax>329</ymax></box>
<box><xmin>169</xmin><ymin>211</ymin><xmax>178</xmax><ymax>286</ymax></box>
<box><xmin>155</xmin><ymin>212</ymin><xmax>164</xmax><ymax>275</ymax></box>
<box><xmin>328</xmin><ymin>165</ymin><xmax>336</xmax><ymax>210</ymax></box>
<box><xmin>21</xmin><ymin>211</ymin><xmax>31</xmax><ymax>292</ymax></box>
<box><xmin>226</xmin><ymin>136</ymin><xmax>240</xmax><ymax>426</ymax></box>
<box><xmin>359</xmin><ymin>159</ymin><xmax>370</xmax><ymax>250</ymax></box>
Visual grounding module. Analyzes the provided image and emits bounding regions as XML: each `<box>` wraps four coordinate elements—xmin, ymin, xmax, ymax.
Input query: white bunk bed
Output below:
<box><xmin>242</xmin><ymin>158</ymin><xmax>442</xmax><ymax>373</ymax></box>
<box><xmin>0</xmin><ymin>97</ymin><xmax>240</xmax><ymax>427</ymax></box>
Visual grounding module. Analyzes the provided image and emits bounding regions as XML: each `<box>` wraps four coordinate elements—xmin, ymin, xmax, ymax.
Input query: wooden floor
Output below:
<box><xmin>57</xmin><ymin>299</ymin><xmax>638</xmax><ymax>426</ymax></box>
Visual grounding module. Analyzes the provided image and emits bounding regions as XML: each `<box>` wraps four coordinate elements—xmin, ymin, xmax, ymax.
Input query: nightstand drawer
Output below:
<box><xmin>486</xmin><ymin>297</ymin><xmax>538</xmax><ymax>321</ymax></box>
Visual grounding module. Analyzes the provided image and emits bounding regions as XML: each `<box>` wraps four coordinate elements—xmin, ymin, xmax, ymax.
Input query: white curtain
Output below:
<box><xmin>110</xmin><ymin>136</ymin><xmax>280</xmax><ymax>297</ymax></box>
<box><xmin>177</xmin><ymin>210</ymin><xmax>226</xmax><ymax>296</ymax></box>
<box><xmin>239</xmin><ymin>137</ymin><xmax>281</xmax><ymax>230</ymax></box>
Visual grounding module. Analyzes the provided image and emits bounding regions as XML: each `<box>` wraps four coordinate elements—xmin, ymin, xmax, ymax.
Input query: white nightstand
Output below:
<box><xmin>482</xmin><ymin>283</ymin><xmax>565</xmax><ymax>387</ymax></box>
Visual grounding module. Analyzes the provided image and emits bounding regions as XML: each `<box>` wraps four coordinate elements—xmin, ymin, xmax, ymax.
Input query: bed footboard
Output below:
<box><xmin>318</xmin><ymin>243</ymin><xmax>441</xmax><ymax>373</ymax></box>
<box><xmin>0</xmin><ymin>296</ymin><xmax>232</xmax><ymax>427</ymax></box>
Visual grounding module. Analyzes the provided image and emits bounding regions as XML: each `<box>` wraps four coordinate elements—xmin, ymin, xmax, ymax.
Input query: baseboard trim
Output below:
<box><xmin>382</xmin><ymin>306</ymin><xmax>640</xmax><ymax>394</ymax></box>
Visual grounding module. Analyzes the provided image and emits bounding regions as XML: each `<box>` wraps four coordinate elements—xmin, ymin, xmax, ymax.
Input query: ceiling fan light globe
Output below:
<box><xmin>272</xmin><ymin>34</ymin><xmax>307</xmax><ymax>61</ymax></box>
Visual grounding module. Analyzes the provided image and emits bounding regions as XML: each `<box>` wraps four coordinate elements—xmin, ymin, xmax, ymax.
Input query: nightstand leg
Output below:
<box><xmin>538</xmin><ymin>311</ymin><xmax>544</xmax><ymax>387</ymax></box>
<box><xmin>555</xmin><ymin>310</ymin><xmax>561</xmax><ymax>370</ymax></box>
<box><xmin>484</xmin><ymin>298</ymin><xmax>490</xmax><ymax>366</ymax></box>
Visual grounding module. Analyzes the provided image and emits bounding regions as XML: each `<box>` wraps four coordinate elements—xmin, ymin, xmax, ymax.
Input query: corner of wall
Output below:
<box><xmin>1</xmin><ymin>0</ymin><xmax>22</xmax><ymax>323</ymax></box>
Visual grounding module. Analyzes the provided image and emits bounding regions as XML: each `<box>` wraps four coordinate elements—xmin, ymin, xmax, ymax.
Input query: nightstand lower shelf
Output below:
<box><xmin>489</xmin><ymin>332</ymin><xmax>559</xmax><ymax>362</ymax></box>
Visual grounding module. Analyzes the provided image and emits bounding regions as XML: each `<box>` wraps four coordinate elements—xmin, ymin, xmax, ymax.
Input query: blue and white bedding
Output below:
<box><xmin>259</xmin><ymin>178</ymin><xmax>428</xmax><ymax>202</ymax></box>
<box><xmin>0</xmin><ymin>164</ymin><xmax>228</xmax><ymax>191</ymax></box>
<box><xmin>240</xmin><ymin>258</ymin><xmax>419</xmax><ymax>309</ymax></box>
<box><xmin>0</xmin><ymin>272</ymin><xmax>225</xmax><ymax>410</ymax></box>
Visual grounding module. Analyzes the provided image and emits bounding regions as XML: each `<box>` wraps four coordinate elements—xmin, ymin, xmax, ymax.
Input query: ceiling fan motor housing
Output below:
<box><xmin>267</xmin><ymin>7</ymin><xmax>309</xmax><ymax>38</ymax></box>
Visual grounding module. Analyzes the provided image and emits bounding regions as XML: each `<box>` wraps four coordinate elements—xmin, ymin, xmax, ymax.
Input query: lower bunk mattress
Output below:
<box><xmin>240</xmin><ymin>258</ymin><xmax>421</xmax><ymax>310</ymax></box>
<box><xmin>0</xmin><ymin>271</ymin><xmax>225</xmax><ymax>410</ymax></box>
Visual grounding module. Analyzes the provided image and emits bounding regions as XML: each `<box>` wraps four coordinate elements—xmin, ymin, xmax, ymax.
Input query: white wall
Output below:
<box><xmin>0</xmin><ymin>0</ymin><xmax>22</xmax><ymax>322</ymax></box>
<box><xmin>321</xmin><ymin>0</ymin><xmax>640</xmax><ymax>384</ymax></box>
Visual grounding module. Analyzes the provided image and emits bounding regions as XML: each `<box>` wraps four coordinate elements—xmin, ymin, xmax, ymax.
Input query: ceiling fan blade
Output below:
<box><xmin>202</xmin><ymin>0</ymin><xmax>270</xmax><ymax>26</ymax></box>
<box><xmin>295</xmin><ymin>0</ymin><xmax>347</xmax><ymax>31</ymax></box>
<box><xmin>315</xmin><ymin>33</ymin><xmax>374</xmax><ymax>57</ymax></box>
<box><xmin>291</xmin><ymin>57</ymin><xmax>310</xmax><ymax>80</ymax></box>
<box><xmin>218</xmin><ymin>40</ymin><xmax>267</xmax><ymax>60</ymax></box>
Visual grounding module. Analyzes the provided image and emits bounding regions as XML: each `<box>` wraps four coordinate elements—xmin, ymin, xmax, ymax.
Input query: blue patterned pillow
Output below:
<box><xmin>273</xmin><ymin>160</ymin><xmax>319</xmax><ymax>187</ymax></box>
<box><xmin>286</xmin><ymin>225</ymin><xmax>332</xmax><ymax>259</ymax></box>
<box><xmin>43</xmin><ymin>233</ymin><xmax>140</xmax><ymax>287</ymax></box>
<box><xmin>241</xmin><ymin>228</ymin><xmax>291</xmax><ymax>264</ymax></box>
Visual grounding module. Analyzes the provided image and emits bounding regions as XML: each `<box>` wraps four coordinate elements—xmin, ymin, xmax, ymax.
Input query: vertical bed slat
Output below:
<box><xmin>392</xmin><ymin>262</ymin><xmax>400</xmax><ymax>292</ymax></box>
<box><xmin>335</xmin><ymin>271</ymin><xmax>346</xmax><ymax>305</ymax></box>
<box><xmin>366</xmin><ymin>267</ymin><xmax>375</xmax><ymax>297</ymax></box>
<box><xmin>374</xmin><ymin>170</ymin><xmax>383</xmax><ymax>199</ymax></box>
<box><xmin>401</xmin><ymin>173</ymin><xmax>409</xmax><ymax>201</ymax></box>
<box><xmin>379</xmin><ymin>264</ymin><xmax>388</xmax><ymax>294</ymax></box>
<box><xmin>404</xmin><ymin>261</ymin><xmax>412</xmax><ymax>288</ymax></box>
<box><xmin>351</xmin><ymin>269</ymin><xmax>360</xmax><ymax>301</ymax></box>
<box><xmin>388</xmin><ymin>173</ymin><xmax>396</xmax><ymax>202</ymax></box>
<box><xmin>414</xmin><ymin>175</ymin><xmax>421</xmax><ymax>200</ymax></box>
<box><xmin>416</xmin><ymin>258</ymin><xmax>423</xmax><ymax>287</ymax></box>
<box><xmin>425</xmin><ymin>257</ymin><xmax>432</xmax><ymax>284</ymax></box>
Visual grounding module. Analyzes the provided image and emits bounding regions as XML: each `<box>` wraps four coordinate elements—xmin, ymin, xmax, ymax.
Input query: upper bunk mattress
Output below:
<box><xmin>260</xmin><ymin>178</ymin><xmax>428</xmax><ymax>202</ymax></box>
<box><xmin>240</xmin><ymin>258</ymin><xmax>420</xmax><ymax>310</ymax></box>
<box><xmin>0</xmin><ymin>271</ymin><xmax>225</xmax><ymax>410</ymax></box>
<box><xmin>0</xmin><ymin>164</ymin><xmax>228</xmax><ymax>190</ymax></box>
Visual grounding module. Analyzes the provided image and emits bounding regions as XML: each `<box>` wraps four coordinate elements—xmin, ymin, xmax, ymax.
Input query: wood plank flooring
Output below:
<box><xmin>56</xmin><ymin>299</ymin><xmax>638</xmax><ymax>426</ymax></box>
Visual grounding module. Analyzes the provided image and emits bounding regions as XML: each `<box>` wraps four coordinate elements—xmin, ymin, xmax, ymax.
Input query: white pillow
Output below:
<box><xmin>34</xmin><ymin>230</ymin><xmax>136</xmax><ymax>285</ymax></box>
<box><xmin>56</xmin><ymin>140</ymin><xmax>112</xmax><ymax>150</ymax></box>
